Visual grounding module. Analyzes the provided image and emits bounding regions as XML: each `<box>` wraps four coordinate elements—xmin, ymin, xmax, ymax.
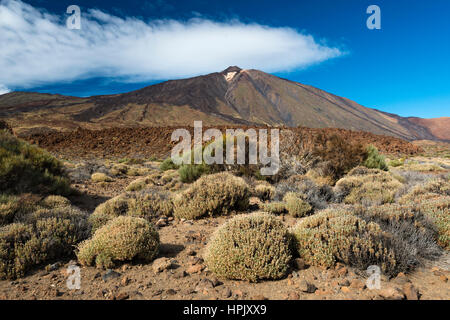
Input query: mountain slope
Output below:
<box><xmin>0</xmin><ymin>66</ymin><xmax>448</xmax><ymax>141</ymax></box>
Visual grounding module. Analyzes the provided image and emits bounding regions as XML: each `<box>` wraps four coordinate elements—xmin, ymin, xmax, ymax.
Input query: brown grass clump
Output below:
<box><xmin>398</xmin><ymin>178</ymin><xmax>450</xmax><ymax>204</ymax></box>
<box><xmin>77</xmin><ymin>216</ymin><xmax>159</xmax><ymax>269</ymax></box>
<box><xmin>253</xmin><ymin>182</ymin><xmax>275</xmax><ymax>201</ymax></box>
<box><xmin>41</xmin><ymin>195</ymin><xmax>71</xmax><ymax>208</ymax></box>
<box><xmin>283</xmin><ymin>192</ymin><xmax>312</xmax><ymax>217</ymax></box>
<box><xmin>260</xmin><ymin>202</ymin><xmax>286</xmax><ymax>215</ymax></box>
<box><xmin>173</xmin><ymin>172</ymin><xmax>250</xmax><ymax>220</ymax></box>
<box><xmin>204</xmin><ymin>212</ymin><xmax>292</xmax><ymax>282</ymax></box>
<box><xmin>91</xmin><ymin>172</ymin><xmax>113</xmax><ymax>183</ymax></box>
<box><xmin>334</xmin><ymin>167</ymin><xmax>403</xmax><ymax>206</ymax></box>
<box><xmin>291</xmin><ymin>208</ymin><xmax>402</xmax><ymax>276</ymax></box>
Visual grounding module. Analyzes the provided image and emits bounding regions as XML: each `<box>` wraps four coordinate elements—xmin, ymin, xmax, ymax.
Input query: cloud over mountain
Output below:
<box><xmin>0</xmin><ymin>0</ymin><xmax>343</xmax><ymax>90</ymax></box>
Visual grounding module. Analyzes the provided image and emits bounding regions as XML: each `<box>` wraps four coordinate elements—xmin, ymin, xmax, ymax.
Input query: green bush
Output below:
<box><xmin>0</xmin><ymin>131</ymin><xmax>71</xmax><ymax>195</ymax></box>
<box><xmin>283</xmin><ymin>192</ymin><xmax>312</xmax><ymax>217</ymax></box>
<box><xmin>160</xmin><ymin>158</ymin><xmax>179</xmax><ymax>171</ymax></box>
<box><xmin>178</xmin><ymin>163</ymin><xmax>210</xmax><ymax>183</ymax></box>
<box><xmin>77</xmin><ymin>216</ymin><xmax>159</xmax><ymax>269</ymax></box>
<box><xmin>173</xmin><ymin>172</ymin><xmax>250</xmax><ymax>220</ymax></box>
<box><xmin>205</xmin><ymin>213</ymin><xmax>292</xmax><ymax>282</ymax></box>
<box><xmin>364</xmin><ymin>145</ymin><xmax>388</xmax><ymax>171</ymax></box>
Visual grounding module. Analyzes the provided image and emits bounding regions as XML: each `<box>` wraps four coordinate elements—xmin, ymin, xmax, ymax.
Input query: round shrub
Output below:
<box><xmin>253</xmin><ymin>183</ymin><xmax>275</xmax><ymax>201</ymax></box>
<box><xmin>205</xmin><ymin>213</ymin><xmax>292</xmax><ymax>282</ymax></box>
<box><xmin>173</xmin><ymin>172</ymin><xmax>250</xmax><ymax>220</ymax></box>
<box><xmin>291</xmin><ymin>208</ymin><xmax>405</xmax><ymax>276</ymax></box>
<box><xmin>91</xmin><ymin>172</ymin><xmax>113</xmax><ymax>182</ymax></box>
<box><xmin>334</xmin><ymin>168</ymin><xmax>403</xmax><ymax>206</ymax></box>
<box><xmin>41</xmin><ymin>195</ymin><xmax>71</xmax><ymax>208</ymax></box>
<box><xmin>260</xmin><ymin>201</ymin><xmax>286</xmax><ymax>215</ymax></box>
<box><xmin>127</xmin><ymin>188</ymin><xmax>173</xmax><ymax>219</ymax></box>
<box><xmin>283</xmin><ymin>192</ymin><xmax>312</xmax><ymax>217</ymax></box>
<box><xmin>88</xmin><ymin>196</ymin><xmax>129</xmax><ymax>232</ymax></box>
<box><xmin>77</xmin><ymin>216</ymin><xmax>159</xmax><ymax>269</ymax></box>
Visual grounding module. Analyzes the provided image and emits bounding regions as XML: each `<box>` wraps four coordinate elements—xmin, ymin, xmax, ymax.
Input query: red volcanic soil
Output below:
<box><xmin>407</xmin><ymin>117</ymin><xmax>450</xmax><ymax>141</ymax></box>
<box><xmin>24</xmin><ymin>126</ymin><xmax>422</xmax><ymax>160</ymax></box>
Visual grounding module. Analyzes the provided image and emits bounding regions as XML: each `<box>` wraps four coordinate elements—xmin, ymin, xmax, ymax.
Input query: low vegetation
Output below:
<box><xmin>205</xmin><ymin>213</ymin><xmax>292</xmax><ymax>282</ymax></box>
<box><xmin>77</xmin><ymin>216</ymin><xmax>159</xmax><ymax>269</ymax></box>
<box><xmin>173</xmin><ymin>172</ymin><xmax>250</xmax><ymax>220</ymax></box>
<box><xmin>334</xmin><ymin>167</ymin><xmax>403</xmax><ymax>205</ymax></box>
<box><xmin>0</xmin><ymin>131</ymin><xmax>71</xmax><ymax>195</ymax></box>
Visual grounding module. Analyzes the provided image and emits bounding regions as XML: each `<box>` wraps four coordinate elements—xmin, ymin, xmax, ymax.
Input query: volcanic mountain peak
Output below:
<box><xmin>0</xmin><ymin>67</ymin><xmax>448</xmax><ymax>141</ymax></box>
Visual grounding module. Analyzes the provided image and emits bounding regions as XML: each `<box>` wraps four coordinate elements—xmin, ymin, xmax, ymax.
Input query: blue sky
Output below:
<box><xmin>1</xmin><ymin>0</ymin><xmax>449</xmax><ymax>118</ymax></box>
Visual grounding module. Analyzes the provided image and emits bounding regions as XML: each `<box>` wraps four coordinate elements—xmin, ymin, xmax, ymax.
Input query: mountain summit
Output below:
<box><xmin>0</xmin><ymin>67</ymin><xmax>448</xmax><ymax>141</ymax></box>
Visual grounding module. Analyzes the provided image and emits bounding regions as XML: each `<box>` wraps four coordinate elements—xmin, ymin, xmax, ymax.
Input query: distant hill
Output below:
<box><xmin>0</xmin><ymin>66</ymin><xmax>448</xmax><ymax>141</ymax></box>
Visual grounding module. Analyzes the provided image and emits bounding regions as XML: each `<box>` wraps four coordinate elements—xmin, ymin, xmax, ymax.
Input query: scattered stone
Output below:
<box><xmin>252</xmin><ymin>295</ymin><xmax>267</xmax><ymax>300</ymax></box>
<box><xmin>287</xmin><ymin>292</ymin><xmax>300</xmax><ymax>300</ymax></box>
<box><xmin>186</xmin><ymin>249</ymin><xmax>197</xmax><ymax>256</ymax></box>
<box><xmin>341</xmin><ymin>286</ymin><xmax>352</xmax><ymax>293</ymax></box>
<box><xmin>102</xmin><ymin>270</ymin><xmax>121</xmax><ymax>282</ymax></box>
<box><xmin>121</xmin><ymin>276</ymin><xmax>130</xmax><ymax>286</ymax></box>
<box><xmin>152</xmin><ymin>257</ymin><xmax>173</xmax><ymax>273</ymax></box>
<box><xmin>350</xmin><ymin>279</ymin><xmax>366</xmax><ymax>290</ymax></box>
<box><xmin>339</xmin><ymin>279</ymin><xmax>351</xmax><ymax>287</ymax></box>
<box><xmin>298</xmin><ymin>280</ymin><xmax>317</xmax><ymax>293</ymax></box>
<box><xmin>166</xmin><ymin>289</ymin><xmax>177</xmax><ymax>295</ymax></box>
<box><xmin>403</xmin><ymin>283</ymin><xmax>419</xmax><ymax>300</ymax></box>
<box><xmin>222</xmin><ymin>287</ymin><xmax>232</xmax><ymax>298</ymax></box>
<box><xmin>188</xmin><ymin>256</ymin><xmax>204</xmax><ymax>265</ymax></box>
<box><xmin>233</xmin><ymin>289</ymin><xmax>244</xmax><ymax>298</ymax></box>
<box><xmin>156</xmin><ymin>219</ymin><xmax>167</xmax><ymax>227</ymax></box>
<box><xmin>378</xmin><ymin>287</ymin><xmax>405</xmax><ymax>300</ymax></box>
<box><xmin>186</xmin><ymin>264</ymin><xmax>204</xmax><ymax>274</ymax></box>
<box><xmin>337</xmin><ymin>266</ymin><xmax>348</xmax><ymax>277</ymax></box>
<box><xmin>173</xmin><ymin>270</ymin><xmax>187</xmax><ymax>279</ymax></box>
<box><xmin>114</xmin><ymin>293</ymin><xmax>129</xmax><ymax>300</ymax></box>
<box><xmin>195</xmin><ymin>279</ymin><xmax>215</xmax><ymax>293</ymax></box>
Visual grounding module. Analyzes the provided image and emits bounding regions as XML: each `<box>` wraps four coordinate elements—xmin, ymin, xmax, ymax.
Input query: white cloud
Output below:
<box><xmin>0</xmin><ymin>85</ymin><xmax>11</xmax><ymax>95</ymax></box>
<box><xmin>0</xmin><ymin>0</ymin><xmax>343</xmax><ymax>89</ymax></box>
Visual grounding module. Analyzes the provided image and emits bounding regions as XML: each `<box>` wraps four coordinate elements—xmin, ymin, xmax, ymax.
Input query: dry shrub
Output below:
<box><xmin>126</xmin><ymin>177</ymin><xmax>151</xmax><ymax>192</ymax></box>
<box><xmin>419</xmin><ymin>197</ymin><xmax>450</xmax><ymax>250</ymax></box>
<box><xmin>398</xmin><ymin>178</ymin><xmax>450</xmax><ymax>204</ymax></box>
<box><xmin>334</xmin><ymin>167</ymin><xmax>403</xmax><ymax>205</ymax></box>
<box><xmin>0</xmin><ymin>205</ymin><xmax>89</xmax><ymax>279</ymax></box>
<box><xmin>88</xmin><ymin>195</ymin><xmax>129</xmax><ymax>232</ymax></box>
<box><xmin>173</xmin><ymin>172</ymin><xmax>250</xmax><ymax>220</ymax></box>
<box><xmin>253</xmin><ymin>182</ymin><xmax>275</xmax><ymax>201</ymax></box>
<box><xmin>283</xmin><ymin>192</ymin><xmax>312</xmax><ymax>217</ymax></box>
<box><xmin>77</xmin><ymin>216</ymin><xmax>159</xmax><ymax>269</ymax></box>
<box><xmin>291</xmin><ymin>208</ymin><xmax>403</xmax><ymax>276</ymax></box>
<box><xmin>91</xmin><ymin>172</ymin><xmax>113</xmax><ymax>183</ymax></box>
<box><xmin>311</xmin><ymin>133</ymin><xmax>368</xmax><ymax>181</ymax></box>
<box><xmin>260</xmin><ymin>202</ymin><xmax>286</xmax><ymax>215</ymax></box>
<box><xmin>360</xmin><ymin>203</ymin><xmax>442</xmax><ymax>261</ymax></box>
<box><xmin>41</xmin><ymin>195</ymin><xmax>71</xmax><ymax>208</ymax></box>
<box><xmin>275</xmin><ymin>175</ymin><xmax>334</xmax><ymax>210</ymax></box>
<box><xmin>127</xmin><ymin>188</ymin><xmax>173</xmax><ymax>219</ymax></box>
<box><xmin>205</xmin><ymin>213</ymin><xmax>292</xmax><ymax>282</ymax></box>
